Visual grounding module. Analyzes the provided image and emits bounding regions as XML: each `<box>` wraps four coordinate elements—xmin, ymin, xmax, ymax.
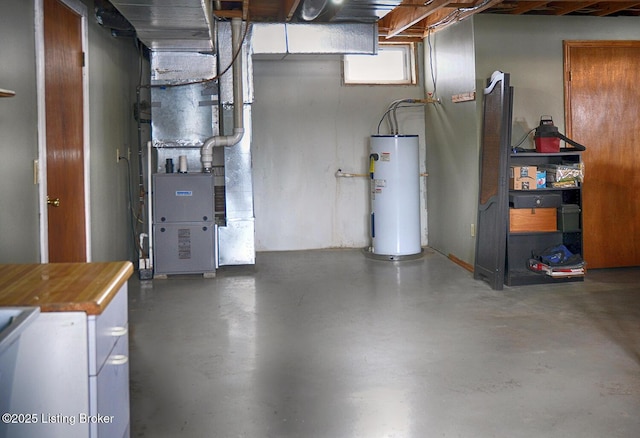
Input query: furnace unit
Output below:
<box><xmin>153</xmin><ymin>173</ymin><xmax>216</xmax><ymax>277</ymax></box>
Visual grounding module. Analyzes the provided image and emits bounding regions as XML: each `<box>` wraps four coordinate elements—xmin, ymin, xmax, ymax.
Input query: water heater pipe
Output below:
<box><xmin>201</xmin><ymin>17</ymin><xmax>245</xmax><ymax>172</ymax></box>
<box><xmin>378</xmin><ymin>98</ymin><xmax>431</xmax><ymax>135</ymax></box>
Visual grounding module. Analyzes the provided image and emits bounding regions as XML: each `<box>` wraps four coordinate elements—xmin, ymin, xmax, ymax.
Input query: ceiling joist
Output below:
<box><xmin>421</xmin><ymin>0</ymin><xmax>504</xmax><ymax>34</ymax></box>
<box><xmin>550</xmin><ymin>1</ymin><xmax>601</xmax><ymax>15</ymax></box>
<box><xmin>592</xmin><ymin>1</ymin><xmax>640</xmax><ymax>16</ymax></box>
<box><xmin>284</xmin><ymin>0</ymin><xmax>302</xmax><ymax>21</ymax></box>
<box><xmin>503</xmin><ymin>1</ymin><xmax>550</xmax><ymax>14</ymax></box>
<box><xmin>218</xmin><ymin>0</ymin><xmax>640</xmax><ymax>40</ymax></box>
<box><xmin>381</xmin><ymin>0</ymin><xmax>452</xmax><ymax>39</ymax></box>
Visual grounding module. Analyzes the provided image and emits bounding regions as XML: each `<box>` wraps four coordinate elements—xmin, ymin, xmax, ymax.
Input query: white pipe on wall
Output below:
<box><xmin>146</xmin><ymin>140</ymin><xmax>154</xmax><ymax>269</ymax></box>
<box><xmin>201</xmin><ymin>17</ymin><xmax>245</xmax><ymax>172</ymax></box>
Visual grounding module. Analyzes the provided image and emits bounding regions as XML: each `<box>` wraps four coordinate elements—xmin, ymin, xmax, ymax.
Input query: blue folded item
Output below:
<box><xmin>533</xmin><ymin>244</ymin><xmax>583</xmax><ymax>267</ymax></box>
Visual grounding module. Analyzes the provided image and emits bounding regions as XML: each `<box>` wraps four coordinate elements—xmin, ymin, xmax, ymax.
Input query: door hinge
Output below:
<box><xmin>82</xmin><ymin>51</ymin><xmax>85</xmax><ymax>67</ymax></box>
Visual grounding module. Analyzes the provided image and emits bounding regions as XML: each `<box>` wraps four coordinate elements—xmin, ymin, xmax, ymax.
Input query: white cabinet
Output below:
<box><xmin>93</xmin><ymin>331</ymin><xmax>129</xmax><ymax>438</ymax></box>
<box><xmin>5</xmin><ymin>284</ymin><xmax>130</xmax><ymax>438</ymax></box>
<box><xmin>89</xmin><ymin>287</ymin><xmax>129</xmax><ymax>438</ymax></box>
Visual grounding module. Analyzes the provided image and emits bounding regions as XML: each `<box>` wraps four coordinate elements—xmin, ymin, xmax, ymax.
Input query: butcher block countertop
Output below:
<box><xmin>0</xmin><ymin>261</ymin><xmax>133</xmax><ymax>315</ymax></box>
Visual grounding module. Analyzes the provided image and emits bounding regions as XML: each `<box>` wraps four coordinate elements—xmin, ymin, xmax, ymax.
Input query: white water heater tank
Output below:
<box><xmin>370</xmin><ymin>135</ymin><xmax>421</xmax><ymax>257</ymax></box>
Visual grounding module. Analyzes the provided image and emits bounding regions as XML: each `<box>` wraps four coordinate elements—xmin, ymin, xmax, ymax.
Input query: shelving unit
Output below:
<box><xmin>506</xmin><ymin>150</ymin><xmax>584</xmax><ymax>286</ymax></box>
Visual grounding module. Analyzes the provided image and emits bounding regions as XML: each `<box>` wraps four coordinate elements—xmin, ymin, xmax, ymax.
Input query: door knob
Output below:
<box><xmin>47</xmin><ymin>196</ymin><xmax>61</xmax><ymax>207</ymax></box>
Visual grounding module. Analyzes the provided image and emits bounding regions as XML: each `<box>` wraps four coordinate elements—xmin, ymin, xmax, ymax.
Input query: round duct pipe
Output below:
<box><xmin>299</xmin><ymin>0</ymin><xmax>330</xmax><ymax>20</ymax></box>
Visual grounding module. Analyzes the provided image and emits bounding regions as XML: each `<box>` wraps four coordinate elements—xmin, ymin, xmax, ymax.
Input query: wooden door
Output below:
<box><xmin>564</xmin><ymin>41</ymin><xmax>640</xmax><ymax>269</ymax></box>
<box><xmin>44</xmin><ymin>0</ymin><xmax>86</xmax><ymax>262</ymax></box>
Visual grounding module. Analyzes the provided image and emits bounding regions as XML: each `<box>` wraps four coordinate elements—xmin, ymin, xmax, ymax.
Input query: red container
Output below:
<box><xmin>534</xmin><ymin>116</ymin><xmax>561</xmax><ymax>152</ymax></box>
<box><xmin>535</xmin><ymin>135</ymin><xmax>560</xmax><ymax>153</ymax></box>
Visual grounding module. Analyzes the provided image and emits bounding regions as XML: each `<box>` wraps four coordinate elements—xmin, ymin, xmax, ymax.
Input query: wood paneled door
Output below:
<box><xmin>564</xmin><ymin>41</ymin><xmax>640</xmax><ymax>268</ymax></box>
<box><xmin>43</xmin><ymin>0</ymin><xmax>87</xmax><ymax>262</ymax></box>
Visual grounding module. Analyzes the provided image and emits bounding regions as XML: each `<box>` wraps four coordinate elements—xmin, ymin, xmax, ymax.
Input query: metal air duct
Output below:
<box><xmin>110</xmin><ymin>0</ymin><xmax>214</xmax><ymax>52</ymax></box>
<box><xmin>299</xmin><ymin>0</ymin><xmax>330</xmax><ymax>21</ymax></box>
<box><xmin>297</xmin><ymin>0</ymin><xmax>402</xmax><ymax>22</ymax></box>
<box><xmin>251</xmin><ymin>22</ymin><xmax>378</xmax><ymax>59</ymax></box>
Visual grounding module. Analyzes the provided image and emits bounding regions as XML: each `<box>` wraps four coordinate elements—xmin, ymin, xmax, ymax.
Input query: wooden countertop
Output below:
<box><xmin>0</xmin><ymin>262</ymin><xmax>133</xmax><ymax>315</ymax></box>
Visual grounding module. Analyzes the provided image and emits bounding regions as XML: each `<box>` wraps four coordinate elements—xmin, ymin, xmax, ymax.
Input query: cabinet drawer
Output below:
<box><xmin>89</xmin><ymin>286</ymin><xmax>128</xmax><ymax>376</ymax></box>
<box><xmin>509</xmin><ymin>193</ymin><xmax>562</xmax><ymax>209</ymax></box>
<box><xmin>509</xmin><ymin>207</ymin><xmax>557</xmax><ymax>232</ymax></box>
<box><xmin>90</xmin><ymin>334</ymin><xmax>130</xmax><ymax>438</ymax></box>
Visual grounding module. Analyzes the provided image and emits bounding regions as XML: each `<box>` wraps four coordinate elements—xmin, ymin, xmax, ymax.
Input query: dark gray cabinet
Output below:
<box><xmin>475</xmin><ymin>72</ymin><xmax>585</xmax><ymax>289</ymax></box>
<box><xmin>506</xmin><ymin>151</ymin><xmax>584</xmax><ymax>286</ymax></box>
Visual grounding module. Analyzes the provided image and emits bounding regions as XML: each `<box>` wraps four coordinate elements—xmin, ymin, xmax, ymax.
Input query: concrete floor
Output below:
<box><xmin>128</xmin><ymin>249</ymin><xmax>640</xmax><ymax>437</ymax></box>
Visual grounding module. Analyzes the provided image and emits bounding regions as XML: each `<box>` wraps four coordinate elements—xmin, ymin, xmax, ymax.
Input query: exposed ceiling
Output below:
<box><xmin>214</xmin><ymin>0</ymin><xmax>640</xmax><ymax>40</ymax></box>
<box><xmin>100</xmin><ymin>0</ymin><xmax>640</xmax><ymax>50</ymax></box>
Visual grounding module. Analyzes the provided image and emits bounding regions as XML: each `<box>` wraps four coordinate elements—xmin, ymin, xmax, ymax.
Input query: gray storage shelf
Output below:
<box><xmin>506</xmin><ymin>150</ymin><xmax>585</xmax><ymax>286</ymax></box>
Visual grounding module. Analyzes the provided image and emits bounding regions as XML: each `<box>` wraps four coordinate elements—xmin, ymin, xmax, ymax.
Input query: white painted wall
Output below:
<box><xmin>252</xmin><ymin>55</ymin><xmax>427</xmax><ymax>251</ymax></box>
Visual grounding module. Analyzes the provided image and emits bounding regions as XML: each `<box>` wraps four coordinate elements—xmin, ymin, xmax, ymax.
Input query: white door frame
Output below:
<box><xmin>34</xmin><ymin>0</ymin><xmax>91</xmax><ymax>262</ymax></box>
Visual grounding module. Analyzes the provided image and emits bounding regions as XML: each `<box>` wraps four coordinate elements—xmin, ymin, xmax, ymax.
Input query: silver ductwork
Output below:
<box><xmin>215</xmin><ymin>20</ymin><xmax>255</xmax><ymax>266</ymax></box>
<box><xmin>148</xmin><ymin>18</ymin><xmax>255</xmax><ymax>267</ymax></box>
<box><xmin>323</xmin><ymin>0</ymin><xmax>402</xmax><ymax>22</ymax></box>
<box><xmin>296</xmin><ymin>0</ymin><xmax>402</xmax><ymax>22</ymax></box>
<box><xmin>252</xmin><ymin>22</ymin><xmax>378</xmax><ymax>59</ymax></box>
<box><xmin>110</xmin><ymin>0</ymin><xmax>214</xmax><ymax>52</ymax></box>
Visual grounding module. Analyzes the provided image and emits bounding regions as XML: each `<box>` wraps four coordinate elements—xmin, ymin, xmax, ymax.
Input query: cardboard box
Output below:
<box><xmin>509</xmin><ymin>207</ymin><xmax>557</xmax><ymax>232</ymax></box>
<box><xmin>510</xmin><ymin>166</ymin><xmax>537</xmax><ymax>190</ymax></box>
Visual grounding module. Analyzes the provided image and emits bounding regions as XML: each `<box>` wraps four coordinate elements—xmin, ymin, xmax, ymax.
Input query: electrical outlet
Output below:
<box><xmin>116</xmin><ymin>148</ymin><xmax>120</xmax><ymax>163</ymax></box>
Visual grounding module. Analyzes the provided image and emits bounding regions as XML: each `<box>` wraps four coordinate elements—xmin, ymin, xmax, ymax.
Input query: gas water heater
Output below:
<box><xmin>370</xmin><ymin>135</ymin><xmax>421</xmax><ymax>258</ymax></box>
